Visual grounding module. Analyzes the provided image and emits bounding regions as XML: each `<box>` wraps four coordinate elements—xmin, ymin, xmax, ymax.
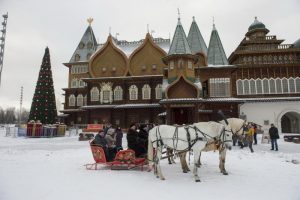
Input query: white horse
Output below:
<box><xmin>148</xmin><ymin>121</ymin><xmax>231</xmax><ymax>182</ymax></box>
<box><xmin>179</xmin><ymin>117</ymin><xmax>246</xmax><ymax>174</ymax></box>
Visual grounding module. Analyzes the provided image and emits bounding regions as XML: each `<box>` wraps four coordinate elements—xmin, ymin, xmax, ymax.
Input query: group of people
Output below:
<box><xmin>91</xmin><ymin>124</ymin><xmax>123</xmax><ymax>161</ymax></box>
<box><xmin>233</xmin><ymin>122</ymin><xmax>280</xmax><ymax>152</ymax></box>
<box><xmin>91</xmin><ymin>123</ymin><xmax>153</xmax><ymax>161</ymax></box>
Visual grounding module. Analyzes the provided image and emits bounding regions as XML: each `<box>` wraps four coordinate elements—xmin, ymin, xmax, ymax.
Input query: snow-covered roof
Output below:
<box><xmin>97</xmin><ymin>37</ymin><xmax>170</xmax><ymax>57</ymax></box>
<box><xmin>114</xmin><ymin>103</ymin><xmax>161</xmax><ymax>109</ymax></box>
<box><xmin>81</xmin><ymin>105</ymin><xmax>117</xmax><ymax>109</ymax></box>
<box><xmin>160</xmin><ymin>97</ymin><xmax>300</xmax><ymax>104</ymax></box>
<box><xmin>82</xmin><ymin>75</ymin><xmax>163</xmax><ymax>81</ymax></box>
<box><xmin>60</xmin><ymin>109</ymin><xmax>86</xmax><ymax>113</ymax></box>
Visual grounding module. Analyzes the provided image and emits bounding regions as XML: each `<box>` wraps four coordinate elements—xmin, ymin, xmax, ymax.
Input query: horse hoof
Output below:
<box><xmin>168</xmin><ymin>162</ymin><xmax>172</xmax><ymax>165</ymax></box>
<box><xmin>183</xmin><ymin>170</ymin><xmax>188</xmax><ymax>173</ymax></box>
<box><xmin>222</xmin><ymin>172</ymin><xmax>228</xmax><ymax>175</ymax></box>
<box><xmin>195</xmin><ymin>179</ymin><xmax>201</xmax><ymax>182</ymax></box>
<box><xmin>161</xmin><ymin>177</ymin><xmax>165</xmax><ymax>180</ymax></box>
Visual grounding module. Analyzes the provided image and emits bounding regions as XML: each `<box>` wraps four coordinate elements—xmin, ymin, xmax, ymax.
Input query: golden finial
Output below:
<box><xmin>87</xmin><ymin>17</ymin><xmax>94</xmax><ymax>26</ymax></box>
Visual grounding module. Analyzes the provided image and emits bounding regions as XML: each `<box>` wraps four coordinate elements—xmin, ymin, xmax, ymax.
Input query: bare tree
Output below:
<box><xmin>16</xmin><ymin>108</ymin><xmax>30</xmax><ymax>124</ymax></box>
<box><xmin>0</xmin><ymin>107</ymin><xmax>5</xmax><ymax>124</ymax></box>
<box><xmin>4</xmin><ymin>107</ymin><xmax>16</xmax><ymax>124</ymax></box>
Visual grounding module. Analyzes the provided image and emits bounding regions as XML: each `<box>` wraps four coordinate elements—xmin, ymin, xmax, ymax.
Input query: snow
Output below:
<box><xmin>1</xmin><ymin>128</ymin><xmax>300</xmax><ymax>200</ymax></box>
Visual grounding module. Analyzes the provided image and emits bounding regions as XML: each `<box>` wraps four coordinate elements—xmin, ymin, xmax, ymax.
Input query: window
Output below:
<box><xmin>249</xmin><ymin>79</ymin><xmax>256</xmax><ymax>94</ymax></box>
<box><xmin>276</xmin><ymin>78</ymin><xmax>282</xmax><ymax>93</ymax></box>
<box><xmin>209</xmin><ymin>78</ymin><xmax>230</xmax><ymax>97</ymax></box>
<box><xmin>256</xmin><ymin>79</ymin><xmax>262</xmax><ymax>94</ymax></box>
<box><xmin>71</xmin><ymin>79</ymin><xmax>78</xmax><ymax>88</ymax></box>
<box><xmin>296</xmin><ymin>77</ymin><xmax>300</xmax><ymax>93</ymax></box>
<box><xmin>100</xmin><ymin>83</ymin><xmax>113</xmax><ymax>104</ymax></box>
<box><xmin>79</xmin><ymin>79</ymin><xmax>85</xmax><ymax>88</ymax></box>
<box><xmin>269</xmin><ymin>79</ymin><xmax>276</xmax><ymax>94</ymax></box>
<box><xmin>90</xmin><ymin>87</ymin><xmax>99</xmax><ymax>101</ymax></box>
<box><xmin>262</xmin><ymin>79</ymin><xmax>269</xmax><ymax>94</ymax></box>
<box><xmin>71</xmin><ymin>66</ymin><xmax>75</xmax><ymax>74</ymax></box>
<box><xmin>188</xmin><ymin>61</ymin><xmax>193</xmax><ymax>69</ymax></box>
<box><xmin>170</xmin><ymin>61</ymin><xmax>174</xmax><ymax>70</ymax></box>
<box><xmin>87</xmin><ymin>53</ymin><xmax>92</xmax><ymax>60</ymax></box>
<box><xmin>129</xmin><ymin>85</ymin><xmax>138</xmax><ymax>100</ymax></box>
<box><xmin>142</xmin><ymin>84</ymin><xmax>151</xmax><ymax>100</ymax></box>
<box><xmin>282</xmin><ymin>78</ymin><xmax>289</xmax><ymax>93</ymax></box>
<box><xmin>155</xmin><ymin>84</ymin><xmax>162</xmax><ymax>99</ymax></box>
<box><xmin>289</xmin><ymin>78</ymin><xmax>295</xmax><ymax>93</ymax></box>
<box><xmin>75</xmin><ymin>54</ymin><xmax>80</xmax><ymax>61</ymax></box>
<box><xmin>77</xmin><ymin>94</ymin><xmax>83</xmax><ymax>107</ymax></box>
<box><xmin>244</xmin><ymin>80</ymin><xmax>250</xmax><ymax>95</ymax></box>
<box><xmin>236</xmin><ymin>79</ymin><xmax>243</xmax><ymax>95</ymax></box>
<box><xmin>79</xmin><ymin>42</ymin><xmax>84</xmax><ymax>49</ymax></box>
<box><xmin>152</xmin><ymin>64</ymin><xmax>157</xmax><ymax>70</ymax></box>
<box><xmin>69</xmin><ymin>94</ymin><xmax>76</xmax><ymax>106</ymax></box>
<box><xmin>178</xmin><ymin>59</ymin><xmax>183</xmax><ymax>69</ymax></box>
<box><xmin>102</xmin><ymin>90</ymin><xmax>110</xmax><ymax>102</ymax></box>
<box><xmin>114</xmin><ymin>86</ymin><xmax>123</xmax><ymax>101</ymax></box>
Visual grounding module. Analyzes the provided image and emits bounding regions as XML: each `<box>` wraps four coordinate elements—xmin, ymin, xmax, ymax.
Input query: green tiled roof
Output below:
<box><xmin>168</xmin><ymin>18</ymin><xmax>192</xmax><ymax>55</ymax></box>
<box><xmin>207</xmin><ymin>24</ymin><xmax>228</xmax><ymax>65</ymax></box>
<box><xmin>69</xmin><ymin>26</ymin><xmax>98</xmax><ymax>62</ymax></box>
<box><xmin>187</xmin><ymin>17</ymin><xmax>207</xmax><ymax>55</ymax></box>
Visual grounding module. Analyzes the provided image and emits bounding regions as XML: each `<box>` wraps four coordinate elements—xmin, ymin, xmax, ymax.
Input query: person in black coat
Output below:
<box><xmin>115</xmin><ymin>126</ymin><xmax>123</xmax><ymax>151</ymax></box>
<box><xmin>127</xmin><ymin>123</ymin><xmax>147</xmax><ymax>157</ymax></box>
<box><xmin>91</xmin><ymin>130</ymin><xmax>113</xmax><ymax>161</ymax></box>
<box><xmin>269</xmin><ymin>123</ymin><xmax>279</xmax><ymax>151</ymax></box>
<box><xmin>138</xmin><ymin>124</ymin><xmax>149</xmax><ymax>152</ymax></box>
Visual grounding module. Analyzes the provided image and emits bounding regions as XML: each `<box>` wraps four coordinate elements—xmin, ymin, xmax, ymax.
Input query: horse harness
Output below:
<box><xmin>153</xmin><ymin>125</ymin><xmax>228</xmax><ymax>153</ymax></box>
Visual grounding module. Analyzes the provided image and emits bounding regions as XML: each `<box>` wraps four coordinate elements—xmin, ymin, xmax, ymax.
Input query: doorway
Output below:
<box><xmin>281</xmin><ymin>112</ymin><xmax>300</xmax><ymax>133</ymax></box>
<box><xmin>173</xmin><ymin>108</ymin><xmax>191</xmax><ymax>125</ymax></box>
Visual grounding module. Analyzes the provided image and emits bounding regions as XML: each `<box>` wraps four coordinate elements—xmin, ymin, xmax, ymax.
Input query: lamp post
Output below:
<box><xmin>19</xmin><ymin>86</ymin><xmax>23</xmax><ymax>126</ymax></box>
<box><xmin>0</xmin><ymin>12</ymin><xmax>8</xmax><ymax>87</ymax></box>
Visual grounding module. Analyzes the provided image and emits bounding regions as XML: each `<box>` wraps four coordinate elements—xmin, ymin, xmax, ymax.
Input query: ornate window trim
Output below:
<box><xmin>114</xmin><ymin>86</ymin><xmax>123</xmax><ymax>101</ymax></box>
<box><xmin>71</xmin><ymin>78</ymin><xmax>78</xmax><ymax>88</ymax></box>
<box><xmin>100</xmin><ymin>82</ymin><xmax>113</xmax><ymax>104</ymax></box>
<box><xmin>142</xmin><ymin>84</ymin><xmax>151</xmax><ymax>100</ymax></box>
<box><xmin>129</xmin><ymin>85</ymin><xmax>138</xmax><ymax>100</ymax></box>
<box><xmin>90</xmin><ymin>87</ymin><xmax>99</xmax><ymax>101</ymax></box>
<box><xmin>69</xmin><ymin>94</ymin><xmax>76</xmax><ymax>106</ymax></box>
<box><xmin>155</xmin><ymin>84</ymin><xmax>162</xmax><ymax>99</ymax></box>
<box><xmin>77</xmin><ymin>94</ymin><xmax>83</xmax><ymax>107</ymax></box>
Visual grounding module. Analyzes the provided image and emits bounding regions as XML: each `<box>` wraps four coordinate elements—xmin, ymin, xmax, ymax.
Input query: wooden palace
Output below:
<box><xmin>60</xmin><ymin>16</ymin><xmax>300</xmax><ymax>133</ymax></box>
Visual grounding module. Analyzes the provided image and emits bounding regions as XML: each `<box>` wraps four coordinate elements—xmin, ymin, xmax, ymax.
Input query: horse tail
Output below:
<box><xmin>148</xmin><ymin>129</ymin><xmax>154</xmax><ymax>164</ymax></box>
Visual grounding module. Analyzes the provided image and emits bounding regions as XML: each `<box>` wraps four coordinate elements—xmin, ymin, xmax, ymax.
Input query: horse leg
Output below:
<box><xmin>219</xmin><ymin>148</ymin><xmax>228</xmax><ymax>175</ymax></box>
<box><xmin>179</xmin><ymin>152</ymin><xmax>190</xmax><ymax>173</ymax></box>
<box><xmin>167</xmin><ymin>148</ymin><xmax>175</xmax><ymax>164</ymax></box>
<box><xmin>193</xmin><ymin>150</ymin><xmax>201</xmax><ymax>182</ymax></box>
<box><xmin>156</xmin><ymin>147</ymin><xmax>165</xmax><ymax>180</ymax></box>
<box><xmin>196</xmin><ymin>152</ymin><xmax>202</xmax><ymax>167</ymax></box>
<box><xmin>170</xmin><ymin>149</ymin><xmax>176</xmax><ymax>164</ymax></box>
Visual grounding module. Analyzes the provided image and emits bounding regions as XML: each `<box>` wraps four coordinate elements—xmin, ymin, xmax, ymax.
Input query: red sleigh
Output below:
<box><xmin>85</xmin><ymin>144</ymin><xmax>148</xmax><ymax>171</ymax></box>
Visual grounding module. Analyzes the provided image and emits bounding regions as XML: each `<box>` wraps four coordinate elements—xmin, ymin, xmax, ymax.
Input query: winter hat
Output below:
<box><xmin>130</xmin><ymin>123</ymin><xmax>136</xmax><ymax>128</ymax></box>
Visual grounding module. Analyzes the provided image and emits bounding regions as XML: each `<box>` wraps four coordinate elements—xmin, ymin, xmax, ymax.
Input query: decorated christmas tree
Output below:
<box><xmin>28</xmin><ymin>47</ymin><xmax>57</xmax><ymax>124</ymax></box>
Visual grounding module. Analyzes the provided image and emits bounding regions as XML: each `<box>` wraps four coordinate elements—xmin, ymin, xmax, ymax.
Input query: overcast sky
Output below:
<box><xmin>0</xmin><ymin>0</ymin><xmax>299</xmax><ymax>110</ymax></box>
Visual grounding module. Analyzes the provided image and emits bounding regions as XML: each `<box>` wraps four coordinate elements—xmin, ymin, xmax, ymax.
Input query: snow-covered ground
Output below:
<box><xmin>1</xmin><ymin>128</ymin><xmax>300</xmax><ymax>200</ymax></box>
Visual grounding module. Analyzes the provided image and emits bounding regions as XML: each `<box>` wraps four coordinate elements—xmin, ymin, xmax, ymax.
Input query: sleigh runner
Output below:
<box><xmin>85</xmin><ymin>144</ymin><xmax>148</xmax><ymax>171</ymax></box>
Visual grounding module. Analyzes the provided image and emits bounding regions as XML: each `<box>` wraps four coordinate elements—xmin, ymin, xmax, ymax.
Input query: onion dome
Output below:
<box><xmin>248</xmin><ymin>17</ymin><xmax>266</xmax><ymax>31</ymax></box>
